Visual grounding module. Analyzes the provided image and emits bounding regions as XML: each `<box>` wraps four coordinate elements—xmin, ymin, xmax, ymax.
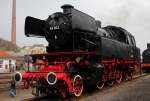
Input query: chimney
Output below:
<box><xmin>11</xmin><ymin>0</ymin><xmax>16</xmax><ymax>47</ymax></box>
<box><xmin>61</xmin><ymin>4</ymin><xmax>74</xmax><ymax>14</ymax></box>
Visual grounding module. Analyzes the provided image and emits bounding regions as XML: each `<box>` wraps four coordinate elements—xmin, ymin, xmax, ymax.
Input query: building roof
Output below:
<box><xmin>0</xmin><ymin>50</ymin><xmax>15</xmax><ymax>59</ymax></box>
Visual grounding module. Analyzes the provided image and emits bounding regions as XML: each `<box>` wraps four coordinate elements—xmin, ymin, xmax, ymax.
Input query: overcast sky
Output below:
<box><xmin>0</xmin><ymin>0</ymin><xmax>150</xmax><ymax>51</ymax></box>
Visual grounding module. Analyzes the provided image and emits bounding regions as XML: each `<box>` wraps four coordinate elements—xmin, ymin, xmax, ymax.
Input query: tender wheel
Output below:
<box><xmin>72</xmin><ymin>75</ymin><xmax>83</xmax><ymax>97</ymax></box>
<box><xmin>107</xmin><ymin>80</ymin><xmax>114</xmax><ymax>87</ymax></box>
<box><xmin>97</xmin><ymin>82</ymin><xmax>105</xmax><ymax>90</ymax></box>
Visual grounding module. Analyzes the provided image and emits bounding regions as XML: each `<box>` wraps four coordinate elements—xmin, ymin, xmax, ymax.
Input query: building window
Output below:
<box><xmin>0</xmin><ymin>60</ymin><xmax>3</xmax><ymax>68</ymax></box>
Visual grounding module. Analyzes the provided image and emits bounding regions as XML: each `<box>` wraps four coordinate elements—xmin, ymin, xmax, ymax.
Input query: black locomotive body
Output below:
<box><xmin>142</xmin><ymin>43</ymin><xmax>150</xmax><ymax>72</ymax></box>
<box><xmin>25</xmin><ymin>4</ymin><xmax>140</xmax><ymax>60</ymax></box>
<box><xmin>21</xmin><ymin>4</ymin><xmax>141</xmax><ymax>98</ymax></box>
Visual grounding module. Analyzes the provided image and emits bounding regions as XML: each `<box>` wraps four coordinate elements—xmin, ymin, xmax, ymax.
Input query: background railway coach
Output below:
<box><xmin>142</xmin><ymin>43</ymin><xmax>150</xmax><ymax>72</ymax></box>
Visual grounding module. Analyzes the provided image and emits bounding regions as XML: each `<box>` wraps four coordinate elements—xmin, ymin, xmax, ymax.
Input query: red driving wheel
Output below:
<box><xmin>72</xmin><ymin>75</ymin><xmax>83</xmax><ymax>97</ymax></box>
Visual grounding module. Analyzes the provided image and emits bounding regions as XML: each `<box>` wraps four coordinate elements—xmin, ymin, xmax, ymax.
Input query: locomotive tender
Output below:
<box><xmin>15</xmin><ymin>4</ymin><xmax>141</xmax><ymax>98</ymax></box>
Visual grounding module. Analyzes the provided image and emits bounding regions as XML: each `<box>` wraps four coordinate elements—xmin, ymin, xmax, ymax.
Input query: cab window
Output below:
<box><xmin>128</xmin><ymin>34</ymin><xmax>136</xmax><ymax>46</ymax></box>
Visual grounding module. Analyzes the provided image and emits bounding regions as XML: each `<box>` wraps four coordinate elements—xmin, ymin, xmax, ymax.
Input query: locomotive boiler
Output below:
<box><xmin>15</xmin><ymin>4</ymin><xmax>141</xmax><ymax>98</ymax></box>
<box><xmin>142</xmin><ymin>43</ymin><xmax>150</xmax><ymax>72</ymax></box>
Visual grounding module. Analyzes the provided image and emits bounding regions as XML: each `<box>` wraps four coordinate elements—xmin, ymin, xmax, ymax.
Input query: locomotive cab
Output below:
<box><xmin>100</xmin><ymin>26</ymin><xmax>140</xmax><ymax>60</ymax></box>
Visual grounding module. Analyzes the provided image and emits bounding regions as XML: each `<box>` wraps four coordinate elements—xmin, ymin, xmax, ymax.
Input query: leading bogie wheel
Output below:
<box><xmin>72</xmin><ymin>75</ymin><xmax>83</xmax><ymax>97</ymax></box>
<box><xmin>23</xmin><ymin>80</ymin><xmax>29</xmax><ymax>89</ymax></box>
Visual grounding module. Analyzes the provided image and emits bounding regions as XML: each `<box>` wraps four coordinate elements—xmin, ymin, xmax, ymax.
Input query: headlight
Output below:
<box><xmin>46</xmin><ymin>72</ymin><xmax>57</xmax><ymax>85</ymax></box>
<box><xmin>14</xmin><ymin>72</ymin><xmax>22</xmax><ymax>82</ymax></box>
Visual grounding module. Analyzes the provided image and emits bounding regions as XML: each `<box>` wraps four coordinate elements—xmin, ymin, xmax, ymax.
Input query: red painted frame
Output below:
<box><xmin>21</xmin><ymin>51</ymin><xmax>141</xmax><ymax>97</ymax></box>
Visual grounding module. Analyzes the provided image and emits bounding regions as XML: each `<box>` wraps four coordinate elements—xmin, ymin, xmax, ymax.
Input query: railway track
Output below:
<box><xmin>22</xmin><ymin>73</ymin><xmax>148</xmax><ymax>101</ymax></box>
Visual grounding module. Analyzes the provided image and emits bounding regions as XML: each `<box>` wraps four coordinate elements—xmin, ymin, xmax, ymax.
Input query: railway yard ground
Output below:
<box><xmin>0</xmin><ymin>74</ymin><xmax>150</xmax><ymax>101</ymax></box>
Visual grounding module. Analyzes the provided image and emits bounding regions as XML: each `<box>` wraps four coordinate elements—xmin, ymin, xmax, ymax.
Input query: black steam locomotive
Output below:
<box><xmin>25</xmin><ymin>4</ymin><xmax>140</xmax><ymax>60</ymax></box>
<box><xmin>20</xmin><ymin>4</ymin><xmax>141</xmax><ymax>98</ymax></box>
<box><xmin>142</xmin><ymin>43</ymin><xmax>150</xmax><ymax>72</ymax></box>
